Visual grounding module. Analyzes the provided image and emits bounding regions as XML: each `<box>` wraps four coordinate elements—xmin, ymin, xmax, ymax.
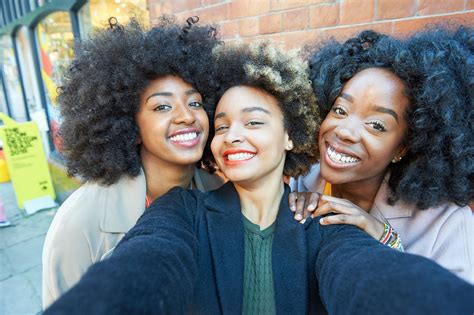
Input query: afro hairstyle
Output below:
<box><xmin>211</xmin><ymin>42</ymin><xmax>320</xmax><ymax>178</ymax></box>
<box><xmin>307</xmin><ymin>26</ymin><xmax>473</xmax><ymax>209</ymax></box>
<box><xmin>58</xmin><ymin>16</ymin><xmax>220</xmax><ymax>185</ymax></box>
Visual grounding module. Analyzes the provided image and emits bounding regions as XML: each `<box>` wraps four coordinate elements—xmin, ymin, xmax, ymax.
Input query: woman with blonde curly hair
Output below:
<box><xmin>45</xmin><ymin>42</ymin><xmax>473</xmax><ymax>315</ymax></box>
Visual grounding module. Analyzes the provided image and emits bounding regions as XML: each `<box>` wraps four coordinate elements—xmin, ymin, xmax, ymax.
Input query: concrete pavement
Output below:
<box><xmin>0</xmin><ymin>181</ymin><xmax>56</xmax><ymax>315</ymax></box>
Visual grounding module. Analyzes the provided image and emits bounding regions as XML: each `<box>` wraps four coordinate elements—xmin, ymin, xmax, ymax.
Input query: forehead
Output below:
<box><xmin>343</xmin><ymin>68</ymin><xmax>406</xmax><ymax>100</ymax></box>
<box><xmin>341</xmin><ymin>68</ymin><xmax>409</xmax><ymax>115</ymax></box>
<box><xmin>216</xmin><ymin>85</ymin><xmax>282</xmax><ymax>116</ymax></box>
<box><xmin>144</xmin><ymin>75</ymin><xmax>196</xmax><ymax>93</ymax></box>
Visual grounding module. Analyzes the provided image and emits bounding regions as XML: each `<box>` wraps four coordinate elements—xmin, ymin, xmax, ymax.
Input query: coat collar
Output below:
<box><xmin>204</xmin><ymin>182</ymin><xmax>309</xmax><ymax>314</ymax></box>
<box><xmin>99</xmin><ymin>171</ymin><xmax>147</xmax><ymax>233</ymax></box>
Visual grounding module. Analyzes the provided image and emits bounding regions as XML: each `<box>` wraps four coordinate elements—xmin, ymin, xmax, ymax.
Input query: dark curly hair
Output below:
<box><xmin>211</xmin><ymin>43</ymin><xmax>320</xmax><ymax>177</ymax></box>
<box><xmin>307</xmin><ymin>26</ymin><xmax>473</xmax><ymax>209</ymax></box>
<box><xmin>58</xmin><ymin>16</ymin><xmax>220</xmax><ymax>185</ymax></box>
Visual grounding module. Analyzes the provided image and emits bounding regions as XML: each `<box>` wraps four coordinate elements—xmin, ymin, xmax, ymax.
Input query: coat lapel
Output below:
<box><xmin>273</xmin><ymin>186</ymin><xmax>309</xmax><ymax>314</ymax></box>
<box><xmin>205</xmin><ymin>182</ymin><xmax>245</xmax><ymax>314</ymax></box>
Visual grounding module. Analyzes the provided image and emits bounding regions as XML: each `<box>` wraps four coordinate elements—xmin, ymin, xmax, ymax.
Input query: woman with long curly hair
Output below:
<box><xmin>290</xmin><ymin>26</ymin><xmax>473</xmax><ymax>283</ymax></box>
<box><xmin>42</xmin><ymin>16</ymin><xmax>224</xmax><ymax>308</ymax></box>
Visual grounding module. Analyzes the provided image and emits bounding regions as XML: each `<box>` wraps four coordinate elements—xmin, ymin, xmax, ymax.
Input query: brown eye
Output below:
<box><xmin>154</xmin><ymin>104</ymin><xmax>171</xmax><ymax>111</ymax></box>
<box><xmin>332</xmin><ymin>106</ymin><xmax>346</xmax><ymax>116</ymax></box>
<box><xmin>189</xmin><ymin>101</ymin><xmax>203</xmax><ymax>109</ymax></box>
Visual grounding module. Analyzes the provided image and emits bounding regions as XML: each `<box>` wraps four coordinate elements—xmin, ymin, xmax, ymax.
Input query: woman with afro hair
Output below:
<box><xmin>290</xmin><ymin>26</ymin><xmax>473</xmax><ymax>283</ymax></box>
<box><xmin>42</xmin><ymin>16</ymin><xmax>224</xmax><ymax>308</ymax></box>
<box><xmin>44</xmin><ymin>41</ymin><xmax>474</xmax><ymax>315</ymax></box>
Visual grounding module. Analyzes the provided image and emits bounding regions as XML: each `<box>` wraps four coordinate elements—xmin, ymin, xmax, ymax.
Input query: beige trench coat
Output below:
<box><xmin>42</xmin><ymin>168</ymin><xmax>223</xmax><ymax>309</ymax></box>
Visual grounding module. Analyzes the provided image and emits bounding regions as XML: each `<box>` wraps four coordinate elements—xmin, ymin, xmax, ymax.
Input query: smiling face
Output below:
<box><xmin>136</xmin><ymin>75</ymin><xmax>209</xmax><ymax>166</ymax></box>
<box><xmin>211</xmin><ymin>86</ymin><xmax>293</xmax><ymax>187</ymax></box>
<box><xmin>319</xmin><ymin>68</ymin><xmax>409</xmax><ymax>188</ymax></box>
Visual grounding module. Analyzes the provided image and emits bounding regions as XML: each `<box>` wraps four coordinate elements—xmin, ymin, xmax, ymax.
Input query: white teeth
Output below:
<box><xmin>327</xmin><ymin>145</ymin><xmax>360</xmax><ymax>164</ymax></box>
<box><xmin>170</xmin><ymin>132</ymin><xmax>198</xmax><ymax>142</ymax></box>
<box><xmin>227</xmin><ymin>152</ymin><xmax>255</xmax><ymax>161</ymax></box>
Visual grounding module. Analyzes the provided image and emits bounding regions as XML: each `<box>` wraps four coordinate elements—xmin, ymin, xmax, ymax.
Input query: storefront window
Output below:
<box><xmin>0</xmin><ymin>76</ymin><xmax>8</xmax><ymax>115</ymax></box>
<box><xmin>78</xmin><ymin>0</ymin><xmax>149</xmax><ymax>38</ymax></box>
<box><xmin>0</xmin><ymin>36</ymin><xmax>27</xmax><ymax>122</ymax></box>
<box><xmin>35</xmin><ymin>12</ymin><xmax>74</xmax><ymax>152</ymax></box>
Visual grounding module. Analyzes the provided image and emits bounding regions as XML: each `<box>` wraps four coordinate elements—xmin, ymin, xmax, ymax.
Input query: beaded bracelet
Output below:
<box><xmin>379</xmin><ymin>223</ymin><xmax>404</xmax><ymax>252</ymax></box>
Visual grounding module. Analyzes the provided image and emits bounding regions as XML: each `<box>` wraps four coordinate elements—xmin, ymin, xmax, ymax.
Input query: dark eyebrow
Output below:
<box><xmin>145</xmin><ymin>89</ymin><xmax>199</xmax><ymax>103</ymax></box>
<box><xmin>214</xmin><ymin>106</ymin><xmax>271</xmax><ymax>121</ymax></box>
<box><xmin>340</xmin><ymin>93</ymin><xmax>354</xmax><ymax>103</ymax></box>
<box><xmin>214</xmin><ymin>112</ymin><xmax>226</xmax><ymax>120</ymax></box>
<box><xmin>242</xmin><ymin>106</ymin><xmax>271</xmax><ymax>115</ymax></box>
<box><xmin>373</xmin><ymin>105</ymin><xmax>399</xmax><ymax>122</ymax></box>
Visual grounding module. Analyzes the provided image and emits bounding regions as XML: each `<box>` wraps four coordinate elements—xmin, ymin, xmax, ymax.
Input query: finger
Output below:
<box><xmin>320</xmin><ymin>195</ymin><xmax>353</xmax><ymax>207</ymax></box>
<box><xmin>295</xmin><ymin>193</ymin><xmax>307</xmax><ymax>221</ymax></box>
<box><xmin>288</xmin><ymin>192</ymin><xmax>297</xmax><ymax>212</ymax></box>
<box><xmin>319</xmin><ymin>214</ymin><xmax>363</xmax><ymax>228</ymax></box>
<box><xmin>306</xmin><ymin>192</ymin><xmax>320</xmax><ymax>212</ymax></box>
<box><xmin>313</xmin><ymin>202</ymin><xmax>354</xmax><ymax>218</ymax></box>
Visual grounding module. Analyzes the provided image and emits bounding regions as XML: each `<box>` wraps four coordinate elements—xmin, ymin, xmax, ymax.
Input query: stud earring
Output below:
<box><xmin>391</xmin><ymin>156</ymin><xmax>402</xmax><ymax>163</ymax></box>
<box><xmin>287</xmin><ymin>143</ymin><xmax>294</xmax><ymax>150</ymax></box>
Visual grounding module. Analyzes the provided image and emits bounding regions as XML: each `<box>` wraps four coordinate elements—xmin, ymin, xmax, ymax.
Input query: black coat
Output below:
<box><xmin>45</xmin><ymin>182</ymin><xmax>474</xmax><ymax>314</ymax></box>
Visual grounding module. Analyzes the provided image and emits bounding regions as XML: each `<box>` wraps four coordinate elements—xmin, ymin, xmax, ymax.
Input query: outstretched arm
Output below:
<box><xmin>315</xmin><ymin>222</ymin><xmax>474</xmax><ymax>314</ymax></box>
<box><xmin>44</xmin><ymin>188</ymin><xmax>199</xmax><ymax>315</ymax></box>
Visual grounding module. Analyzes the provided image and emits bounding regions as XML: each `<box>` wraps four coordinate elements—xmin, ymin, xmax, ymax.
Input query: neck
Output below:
<box><xmin>331</xmin><ymin>174</ymin><xmax>385</xmax><ymax>212</ymax></box>
<box><xmin>140</xmin><ymin>148</ymin><xmax>195</xmax><ymax>201</ymax></box>
<box><xmin>235</xmin><ymin>168</ymin><xmax>285</xmax><ymax>230</ymax></box>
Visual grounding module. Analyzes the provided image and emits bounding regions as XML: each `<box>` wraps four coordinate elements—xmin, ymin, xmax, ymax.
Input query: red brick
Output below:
<box><xmin>310</xmin><ymin>4</ymin><xmax>339</xmax><ymax>28</ymax></box>
<box><xmin>394</xmin><ymin>12</ymin><xmax>474</xmax><ymax>36</ymax></box>
<box><xmin>229</xmin><ymin>0</ymin><xmax>270</xmax><ymax>19</ymax></box>
<box><xmin>323</xmin><ymin>22</ymin><xmax>392</xmax><ymax>41</ymax></box>
<box><xmin>271</xmin><ymin>0</ymin><xmax>307</xmax><ymax>11</ymax></box>
<box><xmin>284</xmin><ymin>8</ymin><xmax>309</xmax><ymax>31</ymax></box>
<box><xmin>468</xmin><ymin>0</ymin><xmax>474</xmax><ymax>10</ymax></box>
<box><xmin>193</xmin><ymin>3</ymin><xmax>229</xmax><ymax>23</ymax></box>
<box><xmin>259</xmin><ymin>13</ymin><xmax>283</xmax><ymax>34</ymax></box>
<box><xmin>148</xmin><ymin>4</ymin><xmax>162</xmax><ymax>20</ymax></box>
<box><xmin>376</xmin><ymin>0</ymin><xmax>415</xmax><ymax>20</ymax></box>
<box><xmin>417</xmin><ymin>0</ymin><xmax>464</xmax><ymax>15</ymax></box>
<box><xmin>239</xmin><ymin>17</ymin><xmax>259</xmax><ymax>37</ymax></box>
<box><xmin>201</xmin><ymin>0</ymin><xmax>225</xmax><ymax>5</ymax></box>
<box><xmin>161</xmin><ymin>1</ymin><xmax>174</xmax><ymax>14</ymax></box>
<box><xmin>339</xmin><ymin>0</ymin><xmax>374</xmax><ymax>25</ymax></box>
<box><xmin>278</xmin><ymin>29</ymin><xmax>324</xmax><ymax>49</ymax></box>
<box><xmin>169</xmin><ymin>0</ymin><xmax>201</xmax><ymax>13</ymax></box>
<box><xmin>270</xmin><ymin>0</ymin><xmax>329</xmax><ymax>11</ymax></box>
<box><xmin>220</xmin><ymin>20</ymin><xmax>239</xmax><ymax>39</ymax></box>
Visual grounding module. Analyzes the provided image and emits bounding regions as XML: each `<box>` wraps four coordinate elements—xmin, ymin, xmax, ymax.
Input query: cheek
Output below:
<box><xmin>210</xmin><ymin>137</ymin><xmax>220</xmax><ymax>160</ymax></box>
<box><xmin>197</xmin><ymin>111</ymin><xmax>210</xmax><ymax>135</ymax></box>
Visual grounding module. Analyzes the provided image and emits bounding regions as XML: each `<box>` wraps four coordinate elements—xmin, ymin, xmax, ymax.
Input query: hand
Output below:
<box><xmin>288</xmin><ymin>192</ymin><xmax>321</xmax><ymax>223</ymax></box>
<box><xmin>312</xmin><ymin>195</ymin><xmax>385</xmax><ymax>240</ymax></box>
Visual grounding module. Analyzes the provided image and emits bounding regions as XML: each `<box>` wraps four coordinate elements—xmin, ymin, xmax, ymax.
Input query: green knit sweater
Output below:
<box><xmin>242</xmin><ymin>215</ymin><xmax>276</xmax><ymax>315</ymax></box>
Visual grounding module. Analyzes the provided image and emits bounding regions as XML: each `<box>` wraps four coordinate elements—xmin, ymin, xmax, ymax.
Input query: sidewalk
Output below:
<box><xmin>0</xmin><ymin>181</ymin><xmax>56</xmax><ymax>315</ymax></box>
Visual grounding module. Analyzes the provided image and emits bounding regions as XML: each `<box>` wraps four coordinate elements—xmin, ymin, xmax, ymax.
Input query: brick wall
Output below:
<box><xmin>147</xmin><ymin>0</ymin><xmax>473</xmax><ymax>49</ymax></box>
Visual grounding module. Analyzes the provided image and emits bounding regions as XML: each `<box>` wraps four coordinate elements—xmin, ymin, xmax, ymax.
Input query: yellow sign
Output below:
<box><xmin>0</xmin><ymin>113</ymin><xmax>56</xmax><ymax>210</ymax></box>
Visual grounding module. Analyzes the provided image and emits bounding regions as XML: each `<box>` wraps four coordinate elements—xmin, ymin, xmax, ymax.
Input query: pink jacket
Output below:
<box><xmin>290</xmin><ymin>164</ymin><xmax>474</xmax><ymax>284</ymax></box>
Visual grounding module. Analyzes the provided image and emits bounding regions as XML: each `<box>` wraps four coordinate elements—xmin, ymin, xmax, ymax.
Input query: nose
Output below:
<box><xmin>224</xmin><ymin>124</ymin><xmax>245</xmax><ymax>146</ymax></box>
<box><xmin>334</xmin><ymin>123</ymin><xmax>361</xmax><ymax>143</ymax></box>
<box><xmin>173</xmin><ymin>103</ymin><xmax>196</xmax><ymax>125</ymax></box>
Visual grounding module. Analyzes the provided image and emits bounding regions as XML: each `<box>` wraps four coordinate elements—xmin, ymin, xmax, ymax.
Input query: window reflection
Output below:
<box><xmin>78</xmin><ymin>0</ymin><xmax>149</xmax><ymax>38</ymax></box>
<box><xmin>0</xmin><ymin>36</ymin><xmax>27</xmax><ymax>122</ymax></box>
<box><xmin>35</xmin><ymin>12</ymin><xmax>74</xmax><ymax>152</ymax></box>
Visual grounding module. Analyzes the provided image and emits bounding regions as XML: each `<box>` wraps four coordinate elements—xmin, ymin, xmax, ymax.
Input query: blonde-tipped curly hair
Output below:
<box><xmin>211</xmin><ymin>42</ymin><xmax>320</xmax><ymax>177</ymax></box>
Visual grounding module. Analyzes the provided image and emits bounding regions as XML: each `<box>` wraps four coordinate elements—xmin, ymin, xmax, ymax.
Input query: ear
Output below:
<box><xmin>397</xmin><ymin>146</ymin><xmax>408</xmax><ymax>159</ymax></box>
<box><xmin>284</xmin><ymin>132</ymin><xmax>294</xmax><ymax>151</ymax></box>
<box><xmin>391</xmin><ymin>146</ymin><xmax>408</xmax><ymax>163</ymax></box>
<box><xmin>136</xmin><ymin>134</ymin><xmax>142</xmax><ymax>145</ymax></box>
